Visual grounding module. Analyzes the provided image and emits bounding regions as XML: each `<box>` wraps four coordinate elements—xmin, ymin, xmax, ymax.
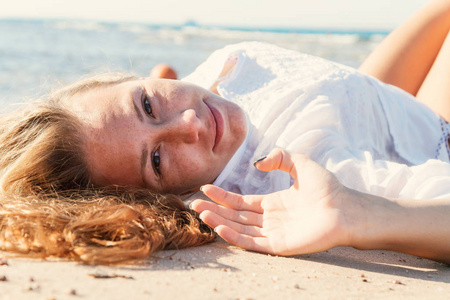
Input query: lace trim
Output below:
<box><xmin>435</xmin><ymin>118</ymin><xmax>450</xmax><ymax>159</ymax></box>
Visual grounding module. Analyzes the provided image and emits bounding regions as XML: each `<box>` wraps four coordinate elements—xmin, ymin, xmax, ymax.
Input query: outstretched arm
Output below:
<box><xmin>191</xmin><ymin>149</ymin><xmax>450</xmax><ymax>263</ymax></box>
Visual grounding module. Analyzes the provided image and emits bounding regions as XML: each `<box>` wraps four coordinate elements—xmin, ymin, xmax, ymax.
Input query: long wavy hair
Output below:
<box><xmin>0</xmin><ymin>74</ymin><xmax>215</xmax><ymax>264</ymax></box>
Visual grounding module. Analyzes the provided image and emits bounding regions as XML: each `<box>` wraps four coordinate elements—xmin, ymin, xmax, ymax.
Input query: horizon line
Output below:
<box><xmin>0</xmin><ymin>17</ymin><xmax>391</xmax><ymax>35</ymax></box>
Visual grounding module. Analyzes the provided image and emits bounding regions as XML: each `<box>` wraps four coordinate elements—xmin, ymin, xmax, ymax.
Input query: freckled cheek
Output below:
<box><xmin>175</xmin><ymin>153</ymin><xmax>205</xmax><ymax>175</ymax></box>
<box><xmin>164</xmin><ymin>162</ymin><xmax>206</xmax><ymax>194</ymax></box>
<box><xmin>170</xmin><ymin>151</ymin><xmax>210</xmax><ymax>183</ymax></box>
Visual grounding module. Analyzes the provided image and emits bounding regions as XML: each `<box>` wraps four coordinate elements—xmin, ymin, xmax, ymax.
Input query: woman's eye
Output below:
<box><xmin>152</xmin><ymin>150</ymin><xmax>161</xmax><ymax>174</ymax></box>
<box><xmin>142</xmin><ymin>92</ymin><xmax>154</xmax><ymax>118</ymax></box>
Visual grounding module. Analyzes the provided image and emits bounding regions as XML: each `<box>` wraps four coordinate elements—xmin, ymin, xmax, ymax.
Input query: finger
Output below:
<box><xmin>254</xmin><ymin>148</ymin><xmax>311</xmax><ymax>181</ymax></box>
<box><xmin>199</xmin><ymin>210</ymin><xmax>264</xmax><ymax>237</ymax></box>
<box><xmin>201</xmin><ymin>185</ymin><xmax>263</xmax><ymax>213</ymax></box>
<box><xmin>215</xmin><ymin>225</ymin><xmax>276</xmax><ymax>255</ymax></box>
<box><xmin>190</xmin><ymin>199</ymin><xmax>263</xmax><ymax>226</ymax></box>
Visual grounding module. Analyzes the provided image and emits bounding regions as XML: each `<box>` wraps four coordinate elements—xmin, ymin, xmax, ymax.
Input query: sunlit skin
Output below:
<box><xmin>69</xmin><ymin>78</ymin><xmax>248</xmax><ymax>194</ymax></box>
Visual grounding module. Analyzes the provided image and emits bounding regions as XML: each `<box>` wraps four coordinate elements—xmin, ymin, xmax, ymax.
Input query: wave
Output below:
<box><xmin>0</xmin><ymin>18</ymin><xmax>385</xmax><ymax>102</ymax></box>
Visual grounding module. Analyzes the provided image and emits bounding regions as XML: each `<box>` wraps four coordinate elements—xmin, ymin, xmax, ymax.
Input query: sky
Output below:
<box><xmin>1</xmin><ymin>0</ymin><xmax>429</xmax><ymax>30</ymax></box>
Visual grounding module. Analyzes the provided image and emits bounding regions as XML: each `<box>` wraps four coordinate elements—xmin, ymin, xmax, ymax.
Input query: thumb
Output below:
<box><xmin>253</xmin><ymin>148</ymin><xmax>295</xmax><ymax>176</ymax></box>
<box><xmin>254</xmin><ymin>148</ymin><xmax>313</xmax><ymax>182</ymax></box>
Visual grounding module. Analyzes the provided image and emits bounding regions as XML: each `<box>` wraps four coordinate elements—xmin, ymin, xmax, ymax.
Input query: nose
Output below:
<box><xmin>163</xmin><ymin>109</ymin><xmax>202</xmax><ymax>143</ymax></box>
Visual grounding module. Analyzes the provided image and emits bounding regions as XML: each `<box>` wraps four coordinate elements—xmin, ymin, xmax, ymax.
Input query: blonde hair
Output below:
<box><xmin>0</xmin><ymin>74</ymin><xmax>214</xmax><ymax>264</ymax></box>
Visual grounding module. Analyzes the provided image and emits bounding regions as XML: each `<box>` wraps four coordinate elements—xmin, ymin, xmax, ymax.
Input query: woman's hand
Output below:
<box><xmin>190</xmin><ymin>148</ymin><xmax>352</xmax><ymax>256</ymax></box>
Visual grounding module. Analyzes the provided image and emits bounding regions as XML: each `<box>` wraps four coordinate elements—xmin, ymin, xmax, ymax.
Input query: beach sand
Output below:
<box><xmin>1</xmin><ymin>239</ymin><xmax>449</xmax><ymax>300</ymax></box>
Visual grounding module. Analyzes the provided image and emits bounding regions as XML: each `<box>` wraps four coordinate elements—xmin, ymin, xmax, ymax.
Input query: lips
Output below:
<box><xmin>205</xmin><ymin>101</ymin><xmax>224</xmax><ymax>151</ymax></box>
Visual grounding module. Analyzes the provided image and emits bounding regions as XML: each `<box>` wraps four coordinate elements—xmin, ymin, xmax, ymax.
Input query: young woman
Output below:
<box><xmin>1</xmin><ymin>0</ymin><xmax>450</xmax><ymax>264</ymax></box>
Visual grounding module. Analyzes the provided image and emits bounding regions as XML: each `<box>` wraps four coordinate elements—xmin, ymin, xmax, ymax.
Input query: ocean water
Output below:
<box><xmin>0</xmin><ymin>19</ymin><xmax>387</xmax><ymax>106</ymax></box>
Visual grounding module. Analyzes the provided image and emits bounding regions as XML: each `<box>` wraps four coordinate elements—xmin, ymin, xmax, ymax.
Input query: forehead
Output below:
<box><xmin>68</xmin><ymin>82</ymin><xmax>133</xmax><ymax>125</ymax></box>
<box><xmin>69</xmin><ymin>81</ymin><xmax>144</xmax><ymax>187</ymax></box>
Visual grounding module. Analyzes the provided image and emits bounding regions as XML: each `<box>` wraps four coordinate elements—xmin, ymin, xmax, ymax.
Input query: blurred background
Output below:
<box><xmin>0</xmin><ymin>0</ymin><xmax>428</xmax><ymax>105</ymax></box>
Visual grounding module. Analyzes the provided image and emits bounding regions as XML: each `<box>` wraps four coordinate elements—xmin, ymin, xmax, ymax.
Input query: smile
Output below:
<box><xmin>205</xmin><ymin>101</ymin><xmax>224</xmax><ymax>151</ymax></box>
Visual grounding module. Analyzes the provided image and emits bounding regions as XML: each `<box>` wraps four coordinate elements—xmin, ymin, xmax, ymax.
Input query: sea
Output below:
<box><xmin>0</xmin><ymin>19</ymin><xmax>388</xmax><ymax>107</ymax></box>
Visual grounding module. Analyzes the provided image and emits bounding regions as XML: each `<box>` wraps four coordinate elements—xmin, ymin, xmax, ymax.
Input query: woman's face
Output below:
<box><xmin>70</xmin><ymin>78</ymin><xmax>248</xmax><ymax>194</ymax></box>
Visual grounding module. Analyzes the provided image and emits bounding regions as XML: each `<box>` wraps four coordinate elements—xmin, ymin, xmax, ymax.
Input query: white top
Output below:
<box><xmin>183</xmin><ymin>42</ymin><xmax>450</xmax><ymax>200</ymax></box>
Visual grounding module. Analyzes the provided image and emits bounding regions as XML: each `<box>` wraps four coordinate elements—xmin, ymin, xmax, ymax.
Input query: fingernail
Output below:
<box><xmin>200</xmin><ymin>185</ymin><xmax>205</xmax><ymax>192</ymax></box>
<box><xmin>253</xmin><ymin>156</ymin><xmax>267</xmax><ymax>166</ymax></box>
<box><xmin>213</xmin><ymin>227</ymin><xmax>219</xmax><ymax>233</ymax></box>
<box><xmin>188</xmin><ymin>203</ymin><xmax>193</xmax><ymax>210</ymax></box>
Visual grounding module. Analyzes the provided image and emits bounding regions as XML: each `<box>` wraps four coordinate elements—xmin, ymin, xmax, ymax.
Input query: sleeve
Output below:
<box><xmin>322</xmin><ymin>142</ymin><xmax>450</xmax><ymax>200</ymax></box>
<box><xmin>280</xmin><ymin>73</ymin><xmax>450</xmax><ymax>201</ymax></box>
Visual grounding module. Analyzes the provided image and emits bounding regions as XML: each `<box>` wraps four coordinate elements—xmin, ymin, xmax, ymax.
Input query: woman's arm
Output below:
<box><xmin>348</xmin><ymin>191</ymin><xmax>450</xmax><ymax>263</ymax></box>
<box><xmin>358</xmin><ymin>0</ymin><xmax>450</xmax><ymax>97</ymax></box>
<box><xmin>191</xmin><ymin>149</ymin><xmax>450</xmax><ymax>263</ymax></box>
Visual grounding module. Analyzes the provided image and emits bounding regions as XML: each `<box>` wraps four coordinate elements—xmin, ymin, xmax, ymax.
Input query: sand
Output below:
<box><xmin>1</xmin><ymin>239</ymin><xmax>449</xmax><ymax>300</ymax></box>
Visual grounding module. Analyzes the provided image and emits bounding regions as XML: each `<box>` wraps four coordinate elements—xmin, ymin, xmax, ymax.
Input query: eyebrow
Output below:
<box><xmin>141</xmin><ymin>144</ymin><xmax>149</xmax><ymax>186</ymax></box>
<box><xmin>132</xmin><ymin>89</ymin><xmax>147</xmax><ymax>186</ymax></box>
<box><xmin>132</xmin><ymin>93</ymin><xmax>144</xmax><ymax>122</ymax></box>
